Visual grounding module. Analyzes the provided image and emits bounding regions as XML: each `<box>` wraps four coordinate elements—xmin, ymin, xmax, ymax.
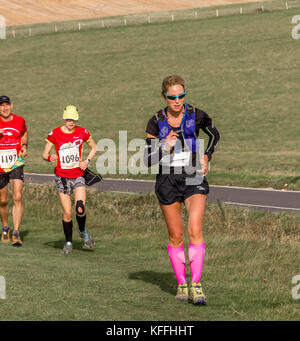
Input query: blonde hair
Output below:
<box><xmin>161</xmin><ymin>75</ymin><xmax>185</xmax><ymax>98</ymax></box>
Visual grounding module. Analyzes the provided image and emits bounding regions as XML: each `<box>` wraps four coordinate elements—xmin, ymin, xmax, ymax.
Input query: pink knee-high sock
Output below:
<box><xmin>188</xmin><ymin>243</ymin><xmax>205</xmax><ymax>283</ymax></box>
<box><xmin>168</xmin><ymin>244</ymin><xmax>187</xmax><ymax>284</ymax></box>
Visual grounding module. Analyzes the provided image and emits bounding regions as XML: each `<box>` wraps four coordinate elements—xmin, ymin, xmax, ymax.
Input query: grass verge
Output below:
<box><xmin>0</xmin><ymin>184</ymin><xmax>299</xmax><ymax>321</ymax></box>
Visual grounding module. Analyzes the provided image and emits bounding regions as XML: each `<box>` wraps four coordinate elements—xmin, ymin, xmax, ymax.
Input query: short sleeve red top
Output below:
<box><xmin>0</xmin><ymin>114</ymin><xmax>27</xmax><ymax>173</ymax></box>
<box><xmin>46</xmin><ymin>126</ymin><xmax>91</xmax><ymax>178</ymax></box>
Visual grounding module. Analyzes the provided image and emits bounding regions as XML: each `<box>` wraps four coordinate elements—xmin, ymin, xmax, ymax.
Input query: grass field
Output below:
<box><xmin>1</xmin><ymin>5</ymin><xmax>300</xmax><ymax>189</ymax></box>
<box><xmin>0</xmin><ymin>184</ymin><xmax>299</xmax><ymax>321</ymax></box>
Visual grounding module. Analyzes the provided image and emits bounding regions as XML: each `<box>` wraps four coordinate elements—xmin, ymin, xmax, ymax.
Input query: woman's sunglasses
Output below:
<box><xmin>164</xmin><ymin>91</ymin><xmax>186</xmax><ymax>100</ymax></box>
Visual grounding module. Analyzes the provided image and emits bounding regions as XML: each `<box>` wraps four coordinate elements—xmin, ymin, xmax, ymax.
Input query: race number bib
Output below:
<box><xmin>0</xmin><ymin>149</ymin><xmax>18</xmax><ymax>169</ymax></box>
<box><xmin>59</xmin><ymin>147</ymin><xmax>80</xmax><ymax>169</ymax></box>
<box><xmin>160</xmin><ymin>151</ymin><xmax>191</xmax><ymax>167</ymax></box>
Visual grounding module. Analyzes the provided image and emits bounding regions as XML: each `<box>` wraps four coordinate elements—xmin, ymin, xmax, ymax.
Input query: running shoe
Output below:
<box><xmin>63</xmin><ymin>241</ymin><xmax>72</xmax><ymax>254</ymax></box>
<box><xmin>189</xmin><ymin>282</ymin><xmax>207</xmax><ymax>305</ymax></box>
<box><xmin>12</xmin><ymin>232</ymin><xmax>22</xmax><ymax>246</ymax></box>
<box><xmin>79</xmin><ymin>229</ymin><xmax>95</xmax><ymax>249</ymax></box>
<box><xmin>175</xmin><ymin>283</ymin><xmax>189</xmax><ymax>301</ymax></box>
<box><xmin>1</xmin><ymin>228</ymin><xmax>10</xmax><ymax>243</ymax></box>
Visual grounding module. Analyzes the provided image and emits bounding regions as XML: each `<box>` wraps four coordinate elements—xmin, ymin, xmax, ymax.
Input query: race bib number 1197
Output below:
<box><xmin>0</xmin><ymin>149</ymin><xmax>18</xmax><ymax>168</ymax></box>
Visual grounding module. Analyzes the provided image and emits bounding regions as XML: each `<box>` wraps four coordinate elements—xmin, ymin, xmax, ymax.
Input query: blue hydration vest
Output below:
<box><xmin>155</xmin><ymin>103</ymin><xmax>198</xmax><ymax>153</ymax></box>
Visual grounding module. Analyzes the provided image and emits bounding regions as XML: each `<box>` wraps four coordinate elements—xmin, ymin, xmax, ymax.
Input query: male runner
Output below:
<box><xmin>0</xmin><ymin>95</ymin><xmax>28</xmax><ymax>246</ymax></box>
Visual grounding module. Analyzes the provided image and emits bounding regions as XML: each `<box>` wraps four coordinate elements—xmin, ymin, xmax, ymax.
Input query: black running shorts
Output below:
<box><xmin>155</xmin><ymin>173</ymin><xmax>209</xmax><ymax>205</ymax></box>
<box><xmin>0</xmin><ymin>166</ymin><xmax>24</xmax><ymax>190</ymax></box>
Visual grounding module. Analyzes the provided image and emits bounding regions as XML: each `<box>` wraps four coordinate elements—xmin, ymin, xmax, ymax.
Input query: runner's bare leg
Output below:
<box><xmin>10</xmin><ymin>179</ymin><xmax>23</xmax><ymax>231</ymax></box>
<box><xmin>0</xmin><ymin>185</ymin><xmax>9</xmax><ymax>227</ymax></box>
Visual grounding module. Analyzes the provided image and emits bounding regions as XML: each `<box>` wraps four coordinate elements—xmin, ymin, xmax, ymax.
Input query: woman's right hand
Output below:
<box><xmin>164</xmin><ymin>130</ymin><xmax>178</xmax><ymax>151</ymax></box>
<box><xmin>49</xmin><ymin>154</ymin><xmax>58</xmax><ymax>162</ymax></box>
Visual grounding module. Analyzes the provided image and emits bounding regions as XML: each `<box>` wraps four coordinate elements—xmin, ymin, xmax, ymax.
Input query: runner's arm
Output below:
<box><xmin>21</xmin><ymin>131</ymin><xmax>28</xmax><ymax>157</ymax></box>
<box><xmin>79</xmin><ymin>138</ymin><xmax>97</xmax><ymax>170</ymax></box>
<box><xmin>202</xmin><ymin>122</ymin><xmax>220</xmax><ymax>161</ymax></box>
<box><xmin>197</xmin><ymin>110</ymin><xmax>220</xmax><ymax>161</ymax></box>
<box><xmin>85</xmin><ymin>138</ymin><xmax>97</xmax><ymax>163</ymax></box>
<box><xmin>144</xmin><ymin>133</ymin><xmax>172</xmax><ymax>167</ymax></box>
<box><xmin>42</xmin><ymin>141</ymin><xmax>57</xmax><ymax>162</ymax></box>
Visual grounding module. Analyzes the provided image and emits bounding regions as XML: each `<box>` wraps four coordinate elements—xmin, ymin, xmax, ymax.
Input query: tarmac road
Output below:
<box><xmin>25</xmin><ymin>173</ymin><xmax>300</xmax><ymax>214</ymax></box>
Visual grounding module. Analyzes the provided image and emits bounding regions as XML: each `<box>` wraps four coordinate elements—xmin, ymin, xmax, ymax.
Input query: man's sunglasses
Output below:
<box><xmin>164</xmin><ymin>91</ymin><xmax>186</xmax><ymax>100</ymax></box>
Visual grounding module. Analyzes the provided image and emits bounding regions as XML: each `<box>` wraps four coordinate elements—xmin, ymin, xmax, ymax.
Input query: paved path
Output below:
<box><xmin>25</xmin><ymin>173</ymin><xmax>300</xmax><ymax>213</ymax></box>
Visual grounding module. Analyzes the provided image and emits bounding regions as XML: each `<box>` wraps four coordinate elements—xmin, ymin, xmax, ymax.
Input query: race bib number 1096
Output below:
<box><xmin>59</xmin><ymin>147</ymin><xmax>80</xmax><ymax>169</ymax></box>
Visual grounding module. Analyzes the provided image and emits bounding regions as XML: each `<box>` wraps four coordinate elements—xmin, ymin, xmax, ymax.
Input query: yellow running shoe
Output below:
<box><xmin>1</xmin><ymin>228</ymin><xmax>10</xmax><ymax>243</ymax></box>
<box><xmin>12</xmin><ymin>232</ymin><xmax>23</xmax><ymax>246</ymax></box>
<box><xmin>189</xmin><ymin>282</ymin><xmax>207</xmax><ymax>305</ymax></box>
<box><xmin>175</xmin><ymin>283</ymin><xmax>189</xmax><ymax>301</ymax></box>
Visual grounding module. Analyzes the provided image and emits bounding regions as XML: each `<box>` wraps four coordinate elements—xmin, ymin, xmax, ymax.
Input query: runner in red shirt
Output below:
<box><xmin>42</xmin><ymin>105</ymin><xmax>97</xmax><ymax>254</ymax></box>
<box><xmin>0</xmin><ymin>95</ymin><xmax>28</xmax><ymax>246</ymax></box>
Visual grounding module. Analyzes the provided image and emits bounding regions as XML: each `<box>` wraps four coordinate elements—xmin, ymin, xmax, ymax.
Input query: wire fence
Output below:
<box><xmin>3</xmin><ymin>0</ymin><xmax>300</xmax><ymax>39</ymax></box>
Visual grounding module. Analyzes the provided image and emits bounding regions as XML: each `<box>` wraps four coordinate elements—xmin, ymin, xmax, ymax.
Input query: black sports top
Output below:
<box><xmin>144</xmin><ymin>106</ymin><xmax>220</xmax><ymax>173</ymax></box>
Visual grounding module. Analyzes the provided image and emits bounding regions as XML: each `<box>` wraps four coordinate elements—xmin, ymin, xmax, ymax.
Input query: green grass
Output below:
<box><xmin>0</xmin><ymin>184</ymin><xmax>299</xmax><ymax>321</ymax></box>
<box><xmin>1</xmin><ymin>5</ymin><xmax>300</xmax><ymax>188</ymax></box>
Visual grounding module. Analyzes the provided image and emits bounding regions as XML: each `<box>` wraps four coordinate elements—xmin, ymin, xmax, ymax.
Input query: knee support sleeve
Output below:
<box><xmin>75</xmin><ymin>200</ymin><xmax>85</xmax><ymax>216</ymax></box>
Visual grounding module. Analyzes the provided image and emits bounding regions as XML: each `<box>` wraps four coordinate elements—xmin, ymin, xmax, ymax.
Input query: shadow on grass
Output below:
<box><xmin>43</xmin><ymin>239</ymin><xmax>94</xmax><ymax>252</ymax></box>
<box><xmin>129</xmin><ymin>271</ymin><xmax>175</xmax><ymax>296</ymax></box>
<box><xmin>19</xmin><ymin>230</ymin><xmax>30</xmax><ymax>242</ymax></box>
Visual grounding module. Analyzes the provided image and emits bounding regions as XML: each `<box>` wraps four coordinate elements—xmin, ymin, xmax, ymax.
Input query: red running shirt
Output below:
<box><xmin>46</xmin><ymin>126</ymin><xmax>91</xmax><ymax>178</ymax></box>
<box><xmin>0</xmin><ymin>114</ymin><xmax>27</xmax><ymax>173</ymax></box>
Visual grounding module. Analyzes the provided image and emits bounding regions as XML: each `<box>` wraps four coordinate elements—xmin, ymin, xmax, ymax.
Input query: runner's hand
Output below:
<box><xmin>79</xmin><ymin>160</ymin><xmax>89</xmax><ymax>170</ymax></box>
<box><xmin>197</xmin><ymin>154</ymin><xmax>209</xmax><ymax>176</ymax></box>
<box><xmin>164</xmin><ymin>131</ymin><xmax>178</xmax><ymax>151</ymax></box>
<box><xmin>21</xmin><ymin>145</ymin><xmax>27</xmax><ymax>157</ymax></box>
<box><xmin>49</xmin><ymin>154</ymin><xmax>58</xmax><ymax>163</ymax></box>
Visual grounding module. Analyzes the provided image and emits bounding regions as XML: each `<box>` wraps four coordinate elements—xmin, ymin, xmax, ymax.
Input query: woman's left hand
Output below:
<box><xmin>79</xmin><ymin>160</ymin><xmax>89</xmax><ymax>170</ymax></box>
<box><xmin>197</xmin><ymin>154</ymin><xmax>209</xmax><ymax>176</ymax></box>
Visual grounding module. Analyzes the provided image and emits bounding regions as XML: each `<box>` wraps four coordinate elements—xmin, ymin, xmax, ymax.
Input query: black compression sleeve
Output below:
<box><xmin>195</xmin><ymin>108</ymin><xmax>220</xmax><ymax>160</ymax></box>
<box><xmin>202</xmin><ymin>123</ymin><xmax>220</xmax><ymax>160</ymax></box>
